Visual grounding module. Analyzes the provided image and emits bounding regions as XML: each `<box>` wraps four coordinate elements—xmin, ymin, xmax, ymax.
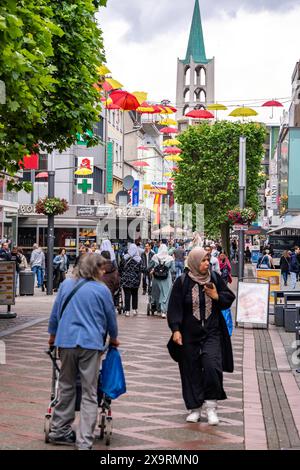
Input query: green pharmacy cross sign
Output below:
<box><xmin>78</xmin><ymin>179</ymin><xmax>93</xmax><ymax>194</ymax></box>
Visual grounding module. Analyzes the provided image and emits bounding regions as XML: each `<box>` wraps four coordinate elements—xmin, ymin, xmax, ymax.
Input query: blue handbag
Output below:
<box><xmin>99</xmin><ymin>346</ymin><xmax>126</xmax><ymax>400</ymax></box>
<box><xmin>222</xmin><ymin>308</ymin><xmax>233</xmax><ymax>337</ymax></box>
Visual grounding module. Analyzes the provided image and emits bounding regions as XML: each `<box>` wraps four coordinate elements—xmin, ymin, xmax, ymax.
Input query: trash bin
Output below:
<box><xmin>19</xmin><ymin>270</ymin><xmax>35</xmax><ymax>296</ymax></box>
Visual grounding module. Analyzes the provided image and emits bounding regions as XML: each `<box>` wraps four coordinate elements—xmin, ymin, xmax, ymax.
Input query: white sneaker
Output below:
<box><xmin>125</xmin><ymin>311</ymin><xmax>130</xmax><ymax>317</ymax></box>
<box><xmin>186</xmin><ymin>409</ymin><xmax>201</xmax><ymax>423</ymax></box>
<box><xmin>132</xmin><ymin>310</ymin><xmax>138</xmax><ymax>317</ymax></box>
<box><xmin>161</xmin><ymin>312</ymin><xmax>166</xmax><ymax>319</ymax></box>
<box><xmin>205</xmin><ymin>401</ymin><xmax>219</xmax><ymax>425</ymax></box>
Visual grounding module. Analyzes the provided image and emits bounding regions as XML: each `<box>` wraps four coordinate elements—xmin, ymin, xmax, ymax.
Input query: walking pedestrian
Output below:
<box><xmin>167</xmin><ymin>248</ymin><xmax>235</xmax><ymax>425</ymax></box>
<box><xmin>141</xmin><ymin>242</ymin><xmax>154</xmax><ymax>295</ymax></box>
<box><xmin>289</xmin><ymin>247</ymin><xmax>300</xmax><ymax>290</ymax></box>
<box><xmin>48</xmin><ymin>253</ymin><xmax>119</xmax><ymax>450</ymax></box>
<box><xmin>219</xmin><ymin>253</ymin><xmax>232</xmax><ymax>285</ymax></box>
<box><xmin>0</xmin><ymin>241</ymin><xmax>12</xmax><ymax>261</ymax></box>
<box><xmin>101</xmin><ymin>251</ymin><xmax>120</xmax><ymax>297</ymax></box>
<box><xmin>119</xmin><ymin>243</ymin><xmax>142</xmax><ymax>317</ymax></box>
<box><xmin>280</xmin><ymin>250</ymin><xmax>290</xmax><ymax>287</ymax></box>
<box><xmin>53</xmin><ymin>248</ymin><xmax>69</xmax><ymax>292</ymax></box>
<box><xmin>174</xmin><ymin>242</ymin><xmax>186</xmax><ymax>279</ymax></box>
<box><xmin>11</xmin><ymin>246</ymin><xmax>22</xmax><ymax>295</ymax></box>
<box><xmin>100</xmin><ymin>240</ymin><xmax>116</xmax><ymax>267</ymax></box>
<box><xmin>30</xmin><ymin>244</ymin><xmax>45</xmax><ymax>288</ymax></box>
<box><xmin>148</xmin><ymin>244</ymin><xmax>175</xmax><ymax>319</ymax></box>
<box><xmin>205</xmin><ymin>246</ymin><xmax>221</xmax><ymax>275</ymax></box>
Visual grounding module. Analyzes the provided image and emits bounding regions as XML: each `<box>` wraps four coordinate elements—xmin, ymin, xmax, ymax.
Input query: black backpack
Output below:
<box><xmin>153</xmin><ymin>261</ymin><xmax>169</xmax><ymax>280</ymax></box>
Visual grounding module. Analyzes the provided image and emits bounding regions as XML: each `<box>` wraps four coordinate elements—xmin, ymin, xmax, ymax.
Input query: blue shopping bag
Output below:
<box><xmin>99</xmin><ymin>346</ymin><xmax>126</xmax><ymax>400</ymax></box>
<box><xmin>222</xmin><ymin>308</ymin><xmax>233</xmax><ymax>337</ymax></box>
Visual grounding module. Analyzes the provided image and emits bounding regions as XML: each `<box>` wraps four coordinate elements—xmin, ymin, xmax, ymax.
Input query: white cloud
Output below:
<box><xmin>97</xmin><ymin>3</ymin><xmax>300</xmax><ymax>124</ymax></box>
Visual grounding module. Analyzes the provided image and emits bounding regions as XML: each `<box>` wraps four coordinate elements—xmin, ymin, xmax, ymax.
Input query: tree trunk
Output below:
<box><xmin>221</xmin><ymin>222</ymin><xmax>230</xmax><ymax>257</ymax></box>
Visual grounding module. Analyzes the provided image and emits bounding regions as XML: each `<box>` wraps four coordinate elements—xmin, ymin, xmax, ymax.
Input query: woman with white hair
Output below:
<box><xmin>148</xmin><ymin>244</ymin><xmax>175</xmax><ymax>319</ymax></box>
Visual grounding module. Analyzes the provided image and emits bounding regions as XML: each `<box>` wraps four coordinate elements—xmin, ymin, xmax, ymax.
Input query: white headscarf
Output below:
<box><xmin>100</xmin><ymin>239</ymin><xmax>115</xmax><ymax>262</ymax></box>
<box><xmin>124</xmin><ymin>243</ymin><xmax>141</xmax><ymax>263</ymax></box>
<box><xmin>153</xmin><ymin>244</ymin><xmax>174</xmax><ymax>264</ymax></box>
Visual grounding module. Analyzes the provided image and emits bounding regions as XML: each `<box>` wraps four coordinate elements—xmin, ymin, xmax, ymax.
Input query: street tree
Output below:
<box><xmin>174</xmin><ymin>121</ymin><xmax>267</xmax><ymax>253</ymax></box>
<box><xmin>0</xmin><ymin>0</ymin><xmax>106</xmax><ymax>192</ymax></box>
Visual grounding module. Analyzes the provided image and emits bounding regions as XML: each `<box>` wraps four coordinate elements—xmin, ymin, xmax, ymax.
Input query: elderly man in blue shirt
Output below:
<box><xmin>48</xmin><ymin>253</ymin><xmax>119</xmax><ymax>450</ymax></box>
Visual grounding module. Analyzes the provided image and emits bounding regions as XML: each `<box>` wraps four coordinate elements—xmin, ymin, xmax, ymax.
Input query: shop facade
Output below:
<box><xmin>18</xmin><ymin>204</ymin><xmax>152</xmax><ymax>262</ymax></box>
<box><xmin>0</xmin><ymin>178</ymin><xmax>19</xmax><ymax>246</ymax></box>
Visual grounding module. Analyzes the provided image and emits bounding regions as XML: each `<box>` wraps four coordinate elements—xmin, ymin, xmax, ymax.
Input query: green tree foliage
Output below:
<box><xmin>174</xmin><ymin>121</ymin><xmax>267</xmax><ymax>242</ymax></box>
<box><xmin>0</xmin><ymin>0</ymin><xmax>106</xmax><ymax>191</ymax></box>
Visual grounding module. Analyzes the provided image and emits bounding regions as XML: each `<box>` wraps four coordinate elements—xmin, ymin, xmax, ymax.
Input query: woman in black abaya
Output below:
<box><xmin>167</xmin><ymin>247</ymin><xmax>235</xmax><ymax>425</ymax></box>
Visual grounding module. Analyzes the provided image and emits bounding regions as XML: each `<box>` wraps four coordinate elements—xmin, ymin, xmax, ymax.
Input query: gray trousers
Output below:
<box><xmin>50</xmin><ymin>348</ymin><xmax>101</xmax><ymax>449</ymax></box>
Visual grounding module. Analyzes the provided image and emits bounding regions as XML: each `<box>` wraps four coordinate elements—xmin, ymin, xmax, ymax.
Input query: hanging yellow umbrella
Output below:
<box><xmin>165</xmin><ymin>155</ymin><xmax>183</xmax><ymax>162</ymax></box>
<box><xmin>97</xmin><ymin>65</ymin><xmax>111</xmax><ymax>76</ymax></box>
<box><xmin>160</xmin><ymin>106</ymin><xmax>176</xmax><ymax>115</ymax></box>
<box><xmin>162</xmin><ymin>138</ymin><xmax>180</xmax><ymax>147</ymax></box>
<box><xmin>105</xmin><ymin>78</ymin><xmax>123</xmax><ymax>90</ymax></box>
<box><xmin>132</xmin><ymin>92</ymin><xmax>148</xmax><ymax>105</ymax></box>
<box><xmin>74</xmin><ymin>168</ymin><xmax>93</xmax><ymax>176</ymax></box>
<box><xmin>164</xmin><ymin>172</ymin><xmax>173</xmax><ymax>177</ymax></box>
<box><xmin>159</xmin><ymin>118</ymin><xmax>177</xmax><ymax>126</ymax></box>
<box><xmin>229</xmin><ymin>107</ymin><xmax>258</xmax><ymax>117</ymax></box>
<box><xmin>207</xmin><ymin>103</ymin><xmax>228</xmax><ymax>111</ymax></box>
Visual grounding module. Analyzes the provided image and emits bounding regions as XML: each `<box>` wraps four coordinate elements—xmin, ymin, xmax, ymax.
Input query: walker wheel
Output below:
<box><xmin>105</xmin><ymin>417</ymin><xmax>113</xmax><ymax>446</ymax></box>
<box><xmin>99</xmin><ymin>414</ymin><xmax>105</xmax><ymax>440</ymax></box>
<box><xmin>44</xmin><ymin>416</ymin><xmax>51</xmax><ymax>443</ymax></box>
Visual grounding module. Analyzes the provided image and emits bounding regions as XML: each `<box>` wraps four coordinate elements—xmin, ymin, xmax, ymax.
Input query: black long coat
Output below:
<box><xmin>167</xmin><ymin>272</ymin><xmax>235</xmax><ymax>373</ymax></box>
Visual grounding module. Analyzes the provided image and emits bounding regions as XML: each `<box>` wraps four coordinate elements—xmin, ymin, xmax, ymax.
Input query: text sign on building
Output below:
<box><xmin>77</xmin><ymin>206</ymin><xmax>97</xmax><ymax>217</ymax></box>
<box><xmin>0</xmin><ymin>262</ymin><xmax>16</xmax><ymax>306</ymax></box>
<box><xmin>106</xmin><ymin>142</ymin><xmax>114</xmax><ymax>194</ymax></box>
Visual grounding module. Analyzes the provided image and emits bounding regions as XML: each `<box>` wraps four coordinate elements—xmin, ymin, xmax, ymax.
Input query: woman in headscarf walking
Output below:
<box><xmin>167</xmin><ymin>248</ymin><xmax>235</xmax><ymax>425</ymax></box>
<box><xmin>100</xmin><ymin>240</ymin><xmax>116</xmax><ymax>267</ymax></box>
<box><xmin>119</xmin><ymin>243</ymin><xmax>142</xmax><ymax>317</ymax></box>
<box><xmin>148</xmin><ymin>244</ymin><xmax>175</xmax><ymax>319</ymax></box>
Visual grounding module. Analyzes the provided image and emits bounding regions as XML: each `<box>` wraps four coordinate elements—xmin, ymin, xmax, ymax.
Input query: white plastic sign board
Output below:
<box><xmin>236</xmin><ymin>281</ymin><xmax>269</xmax><ymax>328</ymax></box>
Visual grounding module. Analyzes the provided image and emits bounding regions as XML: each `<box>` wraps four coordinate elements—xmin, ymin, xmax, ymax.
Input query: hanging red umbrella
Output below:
<box><xmin>160</xmin><ymin>127</ymin><xmax>179</xmax><ymax>134</ymax></box>
<box><xmin>164</xmin><ymin>147</ymin><xmax>182</xmax><ymax>154</ymax></box>
<box><xmin>185</xmin><ymin>109</ymin><xmax>214</xmax><ymax>119</ymax></box>
<box><xmin>132</xmin><ymin>161</ymin><xmax>150</xmax><ymax>167</ymax></box>
<box><xmin>262</xmin><ymin>100</ymin><xmax>283</xmax><ymax>108</ymax></box>
<box><xmin>109</xmin><ymin>90</ymin><xmax>140</xmax><ymax>111</ymax></box>
<box><xmin>262</xmin><ymin>100</ymin><xmax>283</xmax><ymax>118</ymax></box>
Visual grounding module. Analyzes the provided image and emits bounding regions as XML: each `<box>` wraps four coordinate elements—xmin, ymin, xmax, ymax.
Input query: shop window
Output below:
<box><xmin>93</xmin><ymin>167</ymin><xmax>103</xmax><ymax>194</ymax></box>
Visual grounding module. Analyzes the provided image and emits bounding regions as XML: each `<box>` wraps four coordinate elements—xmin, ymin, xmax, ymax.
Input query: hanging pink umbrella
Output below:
<box><xmin>160</xmin><ymin>127</ymin><xmax>179</xmax><ymax>134</ymax></box>
<box><xmin>164</xmin><ymin>147</ymin><xmax>182</xmax><ymax>154</ymax></box>
<box><xmin>36</xmin><ymin>172</ymin><xmax>48</xmax><ymax>179</ymax></box>
<box><xmin>185</xmin><ymin>109</ymin><xmax>214</xmax><ymax>119</ymax></box>
<box><xmin>137</xmin><ymin>146</ymin><xmax>150</xmax><ymax>151</ymax></box>
<box><xmin>132</xmin><ymin>161</ymin><xmax>150</xmax><ymax>167</ymax></box>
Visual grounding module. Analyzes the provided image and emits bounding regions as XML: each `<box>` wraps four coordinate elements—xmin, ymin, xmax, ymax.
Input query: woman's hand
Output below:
<box><xmin>204</xmin><ymin>284</ymin><xmax>219</xmax><ymax>301</ymax></box>
<box><xmin>173</xmin><ymin>331</ymin><xmax>183</xmax><ymax>346</ymax></box>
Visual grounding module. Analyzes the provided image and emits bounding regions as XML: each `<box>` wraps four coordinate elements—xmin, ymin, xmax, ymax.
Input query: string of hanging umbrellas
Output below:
<box><xmin>95</xmin><ymin>65</ymin><xmax>287</xmax><ymax>178</ymax></box>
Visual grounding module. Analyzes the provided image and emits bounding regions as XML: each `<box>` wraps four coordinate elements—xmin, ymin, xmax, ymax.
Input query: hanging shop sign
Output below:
<box><xmin>132</xmin><ymin>181</ymin><xmax>140</xmax><ymax>207</ymax></box>
<box><xmin>77</xmin><ymin>178</ymin><xmax>93</xmax><ymax>195</ymax></box>
<box><xmin>76</xmin><ymin>130</ymin><xmax>93</xmax><ymax>146</ymax></box>
<box><xmin>106</xmin><ymin>142</ymin><xmax>114</xmax><ymax>194</ymax></box>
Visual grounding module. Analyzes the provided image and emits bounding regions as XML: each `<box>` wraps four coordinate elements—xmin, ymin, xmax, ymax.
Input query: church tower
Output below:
<box><xmin>176</xmin><ymin>0</ymin><xmax>215</xmax><ymax>120</ymax></box>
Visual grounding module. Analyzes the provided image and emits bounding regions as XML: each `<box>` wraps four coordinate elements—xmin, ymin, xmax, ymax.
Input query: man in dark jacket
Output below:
<box><xmin>290</xmin><ymin>246</ymin><xmax>300</xmax><ymax>290</ymax></box>
<box><xmin>0</xmin><ymin>242</ymin><xmax>12</xmax><ymax>261</ymax></box>
<box><xmin>141</xmin><ymin>242</ymin><xmax>154</xmax><ymax>295</ymax></box>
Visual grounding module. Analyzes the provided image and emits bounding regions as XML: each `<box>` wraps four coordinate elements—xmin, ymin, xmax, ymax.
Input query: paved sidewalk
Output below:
<box><xmin>0</xmin><ymin>282</ymin><xmax>299</xmax><ymax>450</ymax></box>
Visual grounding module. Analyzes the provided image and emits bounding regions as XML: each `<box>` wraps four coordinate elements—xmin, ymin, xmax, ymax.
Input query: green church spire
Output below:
<box><xmin>182</xmin><ymin>0</ymin><xmax>208</xmax><ymax>64</ymax></box>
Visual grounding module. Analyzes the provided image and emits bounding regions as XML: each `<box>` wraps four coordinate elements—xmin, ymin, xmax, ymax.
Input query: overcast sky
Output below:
<box><xmin>97</xmin><ymin>0</ymin><xmax>300</xmax><ymax>123</ymax></box>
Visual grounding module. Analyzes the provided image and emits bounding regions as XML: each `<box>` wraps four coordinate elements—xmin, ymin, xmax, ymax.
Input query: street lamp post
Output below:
<box><xmin>238</xmin><ymin>136</ymin><xmax>247</xmax><ymax>280</ymax></box>
<box><xmin>47</xmin><ymin>170</ymin><xmax>55</xmax><ymax>295</ymax></box>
